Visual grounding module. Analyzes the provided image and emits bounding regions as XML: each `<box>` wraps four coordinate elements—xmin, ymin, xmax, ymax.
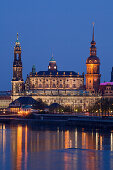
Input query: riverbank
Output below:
<box><xmin>0</xmin><ymin>113</ymin><xmax>113</xmax><ymax>129</ymax></box>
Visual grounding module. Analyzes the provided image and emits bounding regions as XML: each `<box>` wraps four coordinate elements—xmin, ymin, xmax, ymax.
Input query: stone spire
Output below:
<box><xmin>15</xmin><ymin>33</ymin><xmax>20</xmax><ymax>46</ymax></box>
<box><xmin>92</xmin><ymin>22</ymin><xmax>94</xmax><ymax>41</ymax></box>
<box><xmin>90</xmin><ymin>23</ymin><xmax>96</xmax><ymax>56</ymax></box>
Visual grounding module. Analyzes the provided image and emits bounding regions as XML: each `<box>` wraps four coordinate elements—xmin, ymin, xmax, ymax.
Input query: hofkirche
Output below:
<box><xmin>11</xmin><ymin>26</ymin><xmax>102</xmax><ymax>111</ymax></box>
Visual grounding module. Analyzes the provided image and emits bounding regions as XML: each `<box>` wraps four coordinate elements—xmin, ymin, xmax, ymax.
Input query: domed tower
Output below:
<box><xmin>11</xmin><ymin>33</ymin><xmax>24</xmax><ymax>95</ymax></box>
<box><xmin>85</xmin><ymin>24</ymin><xmax>101</xmax><ymax>92</ymax></box>
<box><xmin>48</xmin><ymin>54</ymin><xmax>57</xmax><ymax>71</ymax></box>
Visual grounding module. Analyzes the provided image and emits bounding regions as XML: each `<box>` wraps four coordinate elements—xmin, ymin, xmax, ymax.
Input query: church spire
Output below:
<box><xmin>92</xmin><ymin>22</ymin><xmax>94</xmax><ymax>42</ymax></box>
<box><xmin>51</xmin><ymin>51</ymin><xmax>54</xmax><ymax>59</ymax></box>
<box><xmin>90</xmin><ymin>23</ymin><xmax>96</xmax><ymax>56</ymax></box>
<box><xmin>17</xmin><ymin>32</ymin><xmax>18</xmax><ymax>41</ymax></box>
<box><xmin>15</xmin><ymin>32</ymin><xmax>20</xmax><ymax>46</ymax></box>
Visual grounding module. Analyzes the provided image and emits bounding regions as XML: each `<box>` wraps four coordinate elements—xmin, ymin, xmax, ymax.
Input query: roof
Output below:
<box><xmin>31</xmin><ymin>70</ymin><xmax>79</xmax><ymax>76</ymax></box>
<box><xmin>100</xmin><ymin>82</ymin><xmax>113</xmax><ymax>86</ymax></box>
<box><xmin>49</xmin><ymin>57</ymin><xmax>56</xmax><ymax>62</ymax></box>
<box><xmin>49</xmin><ymin>103</ymin><xmax>62</xmax><ymax>108</ymax></box>
<box><xmin>9</xmin><ymin>97</ymin><xmax>38</xmax><ymax>107</ymax></box>
<box><xmin>86</xmin><ymin>56</ymin><xmax>100</xmax><ymax>64</ymax></box>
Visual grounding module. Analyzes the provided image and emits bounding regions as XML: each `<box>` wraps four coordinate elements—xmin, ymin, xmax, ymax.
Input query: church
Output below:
<box><xmin>11</xmin><ymin>26</ymin><xmax>101</xmax><ymax>112</ymax></box>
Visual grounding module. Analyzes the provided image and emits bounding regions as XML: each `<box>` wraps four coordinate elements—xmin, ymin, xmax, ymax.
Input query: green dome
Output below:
<box><xmin>49</xmin><ymin>56</ymin><xmax>56</xmax><ymax>62</ymax></box>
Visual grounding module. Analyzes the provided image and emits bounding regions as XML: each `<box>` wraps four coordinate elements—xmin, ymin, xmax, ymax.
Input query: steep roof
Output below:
<box><xmin>9</xmin><ymin>97</ymin><xmax>38</xmax><ymax>107</ymax></box>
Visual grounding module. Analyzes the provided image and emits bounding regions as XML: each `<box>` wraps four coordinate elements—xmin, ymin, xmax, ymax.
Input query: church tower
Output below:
<box><xmin>85</xmin><ymin>24</ymin><xmax>101</xmax><ymax>92</ymax></box>
<box><xmin>11</xmin><ymin>33</ymin><xmax>24</xmax><ymax>95</ymax></box>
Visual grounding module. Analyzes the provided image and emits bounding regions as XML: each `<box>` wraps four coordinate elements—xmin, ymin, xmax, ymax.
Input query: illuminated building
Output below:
<box><xmin>11</xmin><ymin>33</ymin><xmax>24</xmax><ymax>95</ymax></box>
<box><xmin>0</xmin><ymin>91</ymin><xmax>12</xmax><ymax>109</ymax></box>
<box><xmin>85</xmin><ymin>24</ymin><xmax>101</xmax><ymax>92</ymax></box>
<box><xmin>9</xmin><ymin>96</ymin><xmax>38</xmax><ymax>114</ymax></box>
<box><xmin>10</xmin><ymin>26</ymin><xmax>102</xmax><ymax>111</ymax></box>
<box><xmin>100</xmin><ymin>82</ymin><xmax>113</xmax><ymax>96</ymax></box>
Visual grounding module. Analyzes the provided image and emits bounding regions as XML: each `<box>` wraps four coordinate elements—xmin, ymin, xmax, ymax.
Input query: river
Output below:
<box><xmin>0</xmin><ymin>123</ymin><xmax>113</xmax><ymax>170</ymax></box>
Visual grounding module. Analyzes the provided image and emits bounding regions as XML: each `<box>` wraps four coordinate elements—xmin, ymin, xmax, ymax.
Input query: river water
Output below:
<box><xmin>0</xmin><ymin>124</ymin><xmax>113</xmax><ymax>170</ymax></box>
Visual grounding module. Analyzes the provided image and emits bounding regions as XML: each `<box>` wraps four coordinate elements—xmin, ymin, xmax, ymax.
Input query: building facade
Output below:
<box><xmin>85</xmin><ymin>25</ymin><xmax>101</xmax><ymax>92</ymax></box>
<box><xmin>25</xmin><ymin>59</ymin><xmax>84</xmax><ymax>92</ymax></box>
<box><xmin>11</xmin><ymin>33</ymin><xmax>24</xmax><ymax>95</ymax></box>
<box><xmin>11</xmin><ymin>26</ymin><xmax>102</xmax><ymax>111</ymax></box>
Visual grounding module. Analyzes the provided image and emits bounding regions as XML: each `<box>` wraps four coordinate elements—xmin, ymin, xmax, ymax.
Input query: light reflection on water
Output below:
<box><xmin>0</xmin><ymin>124</ymin><xmax>113</xmax><ymax>170</ymax></box>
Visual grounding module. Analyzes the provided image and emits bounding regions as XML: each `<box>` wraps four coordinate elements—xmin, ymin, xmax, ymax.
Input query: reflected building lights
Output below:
<box><xmin>2</xmin><ymin>124</ymin><xmax>6</xmax><ymax>152</ymax></box>
<box><xmin>100</xmin><ymin>136</ymin><xmax>102</xmax><ymax>150</ymax></box>
<box><xmin>2</xmin><ymin>124</ymin><xmax>6</xmax><ymax>168</ymax></box>
<box><xmin>61</xmin><ymin>130</ymin><xmax>64</xmax><ymax>148</ymax></box>
<box><xmin>17</xmin><ymin>126</ymin><xmax>22</xmax><ymax>170</ymax></box>
<box><xmin>75</xmin><ymin>129</ymin><xmax>77</xmax><ymax>148</ymax></box>
<box><xmin>25</xmin><ymin>126</ymin><xmax>28</xmax><ymax>170</ymax></box>
<box><xmin>82</xmin><ymin>132</ymin><xmax>86</xmax><ymax>149</ymax></box>
<box><xmin>111</xmin><ymin>133</ymin><xmax>113</xmax><ymax>151</ymax></box>
<box><xmin>0</xmin><ymin>124</ymin><xmax>113</xmax><ymax>170</ymax></box>
<box><xmin>65</xmin><ymin>130</ymin><xmax>70</xmax><ymax>149</ymax></box>
<box><xmin>37</xmin><ymin>133</ymin><xmax>39</xmax><ymax>152</ymax></box>
<box><xmin>57</xmin><ymin>128</ymin><xmax>60</xmax><ymax>149</ymax></box>
<box><xmin>96</xmin><ymin>132</ymin><xmax>98</xmax><ymax>150</ymax></box>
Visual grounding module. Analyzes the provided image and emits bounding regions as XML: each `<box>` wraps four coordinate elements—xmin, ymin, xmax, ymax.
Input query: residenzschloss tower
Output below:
<box><xmin>85</xmin><ymin>25</ymin><xmax>101</xmax><ymax>92</ymax></box>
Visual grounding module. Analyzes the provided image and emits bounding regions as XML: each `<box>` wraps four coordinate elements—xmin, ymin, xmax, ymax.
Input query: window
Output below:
<box><xmin>39</xmin><ymin>84</ymin><xmax>42</xmax><ymax>88</ymax></box>
<box><xmin>16</xmin><ymin>54</ymin><xmax>19</xmax><ymax>60</ymax></box>
<box><xmin>66</xmin><ymin>84</ymin><xmax>69</xmax><ymax>88</ymax></box>
<box><xmin>45</xmin><ymin>84</ymin><xmax>49</xmax><ymax>88</ymax></box>
<box><xmin>80</xmin><ymin>100</ymin><xmax>82</xmax><ymax>103</ymax></box>
<box><xmin>59</xmin><ymin>84</ymin><xmax>62</xmax><ymax>88</ymax></box>
<box><xmin>52</xmin><ymin>84</ymin><xmax>56</xmax><ymax>88</ymax></box>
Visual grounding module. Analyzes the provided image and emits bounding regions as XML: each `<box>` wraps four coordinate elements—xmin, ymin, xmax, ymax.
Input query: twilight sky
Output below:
<box><xmin>0</xmin><ymin>0</ymin><xmax>113</xmax><ymax>90</ymax></box>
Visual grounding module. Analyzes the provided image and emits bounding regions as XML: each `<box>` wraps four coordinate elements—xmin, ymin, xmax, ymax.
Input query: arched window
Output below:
<box><xmin>59</xmin><ymin>84</ymin><xmax>63</xmax><ymax>88</ymax></box>
<box><xmin>39</xmin><ymin>84</ymin><xmax>42</xmax><ymax>88</ymax></box>
<box><xmin>52</xmin><ymin>84</ymin><xmax>56</xmax><ymax>88</ymax></box>
<box><xmin>73</xmin><ymin>84</ymin><xmax>76</xmax><ymax>88</ymax></box>
<box><xmin>16</xmin><ymin>54</ymin><xmax>19</xmax><ymax>60</ymax></box>
<box><xmin>45</xmin><ymin>84</ymin><xmax>49</xmax><ymax>88</ymax></box>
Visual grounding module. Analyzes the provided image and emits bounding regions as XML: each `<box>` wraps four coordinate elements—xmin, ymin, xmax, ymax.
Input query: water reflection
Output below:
<box><xmin>0</xmin><ymin>124</ymin><xmax>113</xmax><ymax>170</ymax></box>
